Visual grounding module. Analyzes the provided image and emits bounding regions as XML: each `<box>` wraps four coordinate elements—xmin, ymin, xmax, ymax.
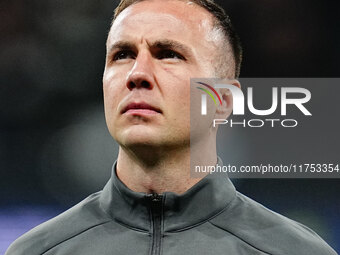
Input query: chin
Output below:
<box><xmin>124</xmin><ymin>136</ymin><xmax>158</xmax><ymax>147</ymax></box>
<box><xmin>113</xmin><ymin>125</ymin><xmax>189</xmax><ymax>149</ymax></box>
<box><xmin>116</xmin><ymin>129</ymin><xmax>161</xmax><ymax>147</ymax></box>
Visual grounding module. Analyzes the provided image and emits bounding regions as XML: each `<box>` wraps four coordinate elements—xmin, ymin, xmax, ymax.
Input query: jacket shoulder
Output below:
<box><xmin>5</xmin><ymin>191</ymin><xmax>112</xmax><ymax>255</ymax></box>
<box><xmin>210</xmin><ymin>191</ymin><xmax>337</xmax><ymax>255</ymax></box>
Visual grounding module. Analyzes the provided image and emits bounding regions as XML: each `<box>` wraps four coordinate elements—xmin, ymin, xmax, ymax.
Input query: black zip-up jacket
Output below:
<box><xmin>6</xmin><ymin>160</ymin><xmax>337</xmax><ymax>255</ymax></box>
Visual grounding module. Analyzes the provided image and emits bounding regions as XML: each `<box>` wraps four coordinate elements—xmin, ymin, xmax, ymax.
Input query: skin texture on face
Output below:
<box><xmin>103</xmin><ymin>0</ymin><xmax>230</xmax><ymax>153</ymax></box>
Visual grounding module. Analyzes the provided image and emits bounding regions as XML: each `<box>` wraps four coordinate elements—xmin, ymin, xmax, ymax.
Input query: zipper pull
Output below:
<box><xmin>147</xmin><ymin>193</ymin><xmax>163</xmax><ymax>203</ymax></box>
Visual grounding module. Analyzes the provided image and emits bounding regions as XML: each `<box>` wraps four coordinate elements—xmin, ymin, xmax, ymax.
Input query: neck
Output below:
<box><xmin>116</xmin><ymin>136</ymin><xmax>217</xmax><ymax>194</ymax></box>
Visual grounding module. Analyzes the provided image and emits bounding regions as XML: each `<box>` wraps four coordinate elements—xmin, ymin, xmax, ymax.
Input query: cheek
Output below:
<box><xmin>103</xmin><ymin>68</ymin><xmax>127</xmax><ymax>109</ymax></box>
<box><xmin>103</xmin><ymin>83</ymin><xmax>116</xmax><ymax>112</ymax></box>
<box><xmin>159</xmin><ymin>67</ymin><xmax>193</xmax><ymax>116</ymax></box>
<box><xmin>164</xmin><ymin>84</ymin><xmax>191</xmax><ymax>124</ymax></box>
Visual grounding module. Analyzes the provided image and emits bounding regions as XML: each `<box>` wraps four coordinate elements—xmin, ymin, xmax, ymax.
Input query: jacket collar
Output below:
<box><xmin>99</xmin><ymin>158</ymin><xmax>236</xmax><ymax>232</ymax></box>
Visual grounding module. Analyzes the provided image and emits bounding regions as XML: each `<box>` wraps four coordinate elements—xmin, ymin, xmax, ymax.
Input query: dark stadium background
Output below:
<box><xmin>1</xmin><ymin>0</ymin><xmax>339</xmax><ymax>253</ymax></box>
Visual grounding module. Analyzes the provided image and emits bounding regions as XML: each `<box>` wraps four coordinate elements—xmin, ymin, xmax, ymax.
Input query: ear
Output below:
<box><xmin>215</xmin><ymin>79</ymin><xmax>241</xmax><ymax>119</ymax></box>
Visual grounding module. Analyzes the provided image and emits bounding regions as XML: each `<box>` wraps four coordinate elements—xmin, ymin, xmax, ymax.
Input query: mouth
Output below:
<box><xmin>121</xmin><ymin>102</ymin><xmax>162</xmax><ymax>115</ymax></box>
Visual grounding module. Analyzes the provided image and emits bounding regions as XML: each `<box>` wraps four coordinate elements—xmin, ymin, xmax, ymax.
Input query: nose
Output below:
<box><xmin>126</xmin><ymin>52</ymin><xmax>155</xmax><ymax>90</ymax></box>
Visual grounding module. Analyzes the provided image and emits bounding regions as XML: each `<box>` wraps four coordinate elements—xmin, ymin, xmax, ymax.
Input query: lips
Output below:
<box><xmin>121</xmin><ymin>102</ymin><xmax>162</xmax><ymax>114</ymax></box>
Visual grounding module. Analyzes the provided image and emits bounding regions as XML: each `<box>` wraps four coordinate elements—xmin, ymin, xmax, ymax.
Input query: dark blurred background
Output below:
<box><xmin>0</xmin><ymin>0</ymin><xmax>339</xmax><ymax>253</ymax></box>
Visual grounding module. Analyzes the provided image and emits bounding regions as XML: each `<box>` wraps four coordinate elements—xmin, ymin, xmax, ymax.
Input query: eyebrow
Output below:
<box><xmin>107</xmin><ymin>39</ymin><xmax>193</xmax><ymax>57</ymax></box>
<box><xmin>108</xmin><ymin>41</ymin><xmax>136</xmax><ymax>55</ymax></box>
<box><xmin>151</xmin><ymin>39</ymin><xmax>192</xmax><ymax>56</ymax></box>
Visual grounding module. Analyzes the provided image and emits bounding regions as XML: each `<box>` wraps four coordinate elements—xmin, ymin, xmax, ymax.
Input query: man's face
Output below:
<box><xmin>103</xmin><ymin>0</ymin><xmax>225</xmax><ymax>149</ymax></box>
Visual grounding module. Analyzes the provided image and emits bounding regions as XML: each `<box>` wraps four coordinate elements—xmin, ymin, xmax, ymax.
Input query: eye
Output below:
<box><xmin>156</xmin><ymin>50</ymin><xmax>185</xmax><ymax>60</ymax></box>
<box><xmin>113</xmin><ymin>50</ymin><xmax>136</xmax><ymax>61</ymax></box>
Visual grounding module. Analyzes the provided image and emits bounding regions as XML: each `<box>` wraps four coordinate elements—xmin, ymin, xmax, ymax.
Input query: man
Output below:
<box><xmin>6</xmin><ymin>0</ymin><xmax>337</xmax><ymax>254</ymax></box>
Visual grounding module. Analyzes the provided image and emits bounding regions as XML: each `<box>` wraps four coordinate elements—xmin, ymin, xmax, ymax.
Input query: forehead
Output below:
<box><xmin>107</xmin><ymin>0</ymin><xmax>216</xmax><ymax>45</ymax></box>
